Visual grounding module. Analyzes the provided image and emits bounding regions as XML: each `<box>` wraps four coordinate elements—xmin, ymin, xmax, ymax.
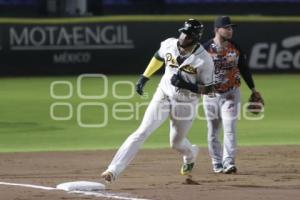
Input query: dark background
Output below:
<box><xmin>0</xmin><ymin>0</ymin><xmax>300</xmax><ymax>17</ymax></box>
<box><xmin>0</xmin><ymin>0</ymin><xmax>300</xmax><ymax>75</ymax></box>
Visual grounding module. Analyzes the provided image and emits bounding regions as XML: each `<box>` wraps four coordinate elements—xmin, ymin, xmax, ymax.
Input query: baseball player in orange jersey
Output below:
<box><xmin>172</xmin><ymin>16</ymin><xmax>263</xmax><ymax>174</ymax></box>
<box><xmin>101</xmin><ymin>19</ymin><xmax>214</xmax><ymax>183</ymax></box>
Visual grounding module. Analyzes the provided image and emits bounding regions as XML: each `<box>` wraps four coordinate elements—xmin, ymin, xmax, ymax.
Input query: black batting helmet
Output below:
<box><xmin>178</xmin><ymin>19</ymin><xmax>204</xmax><ymax>43</ymax></box>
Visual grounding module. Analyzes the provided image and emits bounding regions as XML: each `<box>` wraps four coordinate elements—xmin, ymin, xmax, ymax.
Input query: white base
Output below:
<box><xmin>56</xmin><ymin>181</ymin><xmax>105</xmax><ymax>191</ymax></box>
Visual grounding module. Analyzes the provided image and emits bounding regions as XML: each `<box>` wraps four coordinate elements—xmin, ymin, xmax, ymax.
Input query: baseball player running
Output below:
<box><xmin>171</xmin><ymin>16</ymin><xmax>263</xmax><ymax>174</ymax></box>
<box><xmin>101</xmin><ymin>19</ymin><xmax>214</xmax><ymax>183</ymax></box>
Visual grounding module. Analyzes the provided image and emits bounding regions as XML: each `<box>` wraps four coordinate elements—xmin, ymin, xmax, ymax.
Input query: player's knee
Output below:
<box><xmin>224</xmin><ymin>131</ymin><xmax>235</xmax><ymax>137</ymax></box>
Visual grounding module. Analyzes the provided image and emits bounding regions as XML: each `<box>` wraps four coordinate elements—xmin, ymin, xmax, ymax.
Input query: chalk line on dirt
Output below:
<box><xmin>0</xmin><ymin>182</ymin><xmax>150</xmax><ymax>200</ymax></box>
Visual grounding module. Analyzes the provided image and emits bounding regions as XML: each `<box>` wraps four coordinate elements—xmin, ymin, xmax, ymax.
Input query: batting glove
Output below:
<box><xmin>135</xmin><ymin>75</ymin><xmax>149</xmax><ymax>95</ymax></box>
<box><xmin>171</xmin><ymin>74</ymin><xmax>198</xmax><ymax>93</ymax></box>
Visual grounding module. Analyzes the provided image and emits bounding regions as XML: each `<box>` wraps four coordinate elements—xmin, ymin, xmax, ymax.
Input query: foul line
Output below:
<box><xmin>0</xmin><ymin>182</ymin><xmax>56</xmax><ymax>190</ymax></box>
<box><xmin>0</xmin><ymin>182</ymin><xmax>150</xmax><ymax>200</ymax></box>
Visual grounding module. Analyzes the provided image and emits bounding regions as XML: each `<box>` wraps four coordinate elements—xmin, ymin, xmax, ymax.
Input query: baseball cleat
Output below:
<box><xmin>180</xmin><ymin>145</ymin><xmax>199</xmax><ymax>175</ymax></box>
<box><xmin>223</xmin><ymin>164</ymin><xmax>237</xmax><ymax>174</ymax></box>
<box><xmin>213</xmin><ymin>163</ymin><xmax>223</xmax><ymax>173</ymax></box>
<box><xmin>101</xmin><ymin>170</ymin><xmax>115</xmax><ymax>183</ymax></box>
<box><xmin>181</xmin><ymin>162</ymin><xmax>195</xmax><ymax>175</ymax></box>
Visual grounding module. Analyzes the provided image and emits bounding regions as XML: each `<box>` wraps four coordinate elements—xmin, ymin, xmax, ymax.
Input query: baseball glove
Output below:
<box><xmin>247</xmin><ymin>91</ymin><xmax>264</xmax><ymax>114</ymax></box>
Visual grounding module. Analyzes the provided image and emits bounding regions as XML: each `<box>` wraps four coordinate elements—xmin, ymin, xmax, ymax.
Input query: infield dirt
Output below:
<box><xmin>0</xmin><ymin>146</ymin><xmax>299</xmax><ymax>200</ymax></box>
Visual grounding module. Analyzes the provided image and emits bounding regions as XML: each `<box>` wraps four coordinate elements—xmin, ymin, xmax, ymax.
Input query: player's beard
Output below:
<box><xmin>178</xmin><ymin>33</ymin><xmax>197</xmax><ymax>48</ymax></box>
<box><xmin>178</xmin><ymin>40</ymin><xmax>196</xmax><ymax>48</ymax></box>
<box><xmin>220</xmin><ymin>35</ymin><xmax>227</xmax><ymax>42</ymax></box>
<box><xmin>220</xmin><ymin>35</ymin><xmax>231</xmax><ymax>42</ymax></box>
<box><xmin>220</xmin><ymin>31</ymin><xmax>232</xmax><ymax>42</ymax></box>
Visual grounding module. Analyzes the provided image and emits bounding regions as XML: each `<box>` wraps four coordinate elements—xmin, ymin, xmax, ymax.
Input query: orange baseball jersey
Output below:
<box><xmin>203</xmin><ymin>39</ymin><xmax>255</xmax><ymax>93</ymax></box>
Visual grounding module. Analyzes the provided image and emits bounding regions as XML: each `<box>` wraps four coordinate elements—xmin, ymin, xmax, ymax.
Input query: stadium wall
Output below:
<box><xmin>0</xmin><ymin>15</ymin><xmax>299</xmax><ymax>75</ymax></box>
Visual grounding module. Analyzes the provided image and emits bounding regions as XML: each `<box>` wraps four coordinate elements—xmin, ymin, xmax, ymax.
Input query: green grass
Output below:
<box><xmin>0</xmin><ymin>74</ymin><xmax>299</xmax><ymax>152</ymax></box>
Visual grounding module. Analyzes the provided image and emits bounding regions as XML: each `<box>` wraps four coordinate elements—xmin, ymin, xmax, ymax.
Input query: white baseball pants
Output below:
<box><xmin>107</xmin><ymin>87</ymin><xmax>198</xmax><ymax>178</ymax></box>
<box><xmin>203</xmin><ymin>88</ymin><xmax>240</xmax><ymax>167</ymax></box>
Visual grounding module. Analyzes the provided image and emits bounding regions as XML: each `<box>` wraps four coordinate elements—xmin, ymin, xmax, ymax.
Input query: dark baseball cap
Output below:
<box><xmin>214</xmin><ymin>16</ymin><xmax>237</xmax><ymax>28</ymax></box>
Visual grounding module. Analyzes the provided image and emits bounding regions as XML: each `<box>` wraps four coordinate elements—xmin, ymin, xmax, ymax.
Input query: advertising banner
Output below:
<box><xmin>0</xmin><ymin>16</ymin><xmax>299</xmax><ymax>75</ymax></box>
